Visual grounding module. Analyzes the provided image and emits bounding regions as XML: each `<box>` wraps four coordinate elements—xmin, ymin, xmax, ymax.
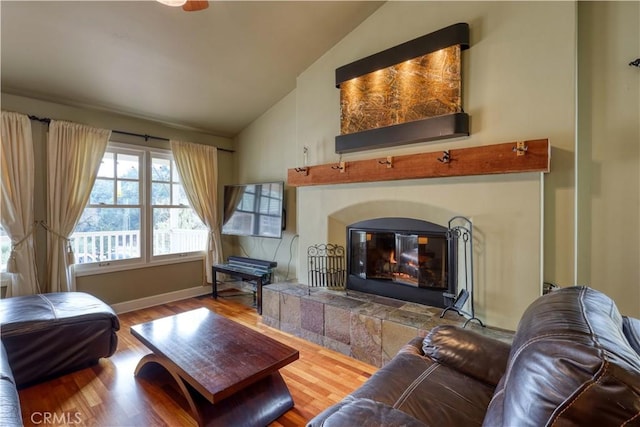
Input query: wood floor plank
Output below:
<box><xmin>16</xmin><ymin>295</ymin><xmax>377</xmax><ymax>426</ymax></box>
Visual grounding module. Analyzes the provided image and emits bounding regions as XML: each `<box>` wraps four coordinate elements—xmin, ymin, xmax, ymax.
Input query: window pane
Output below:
<box><xmin>97</xmin><ymin>152</ymin><xmax>114</xmax><ymax>178</ymax></box>
<box><xmin>152</xmin><ymin>157</ymin><xmax>171</xmax><ymax>182</ymax></box>
<box><xmin>117</xmin><ymin>153</ymin><xmax>139</xmax><ymax>179</ymax></box>
<box><xmin>152</xmin><ymin>183</ymin><xmax>170</xmax><ymax>205</ymax></box>
<box><xmin>89</xmin><ymin>179</ymin><xmax>114</xmax><ymax>205</ymax></box>
<box><xmin>172</xmin><ymin>162</ymin><xmax>181</xmax><ymax>182</ymax></box>
<box><xmin>153</xmin><ymin>207</ymin><xmax>207</xmax><ymax>256</ymax></box>
<box><xmin>71</xmin><ymin>207</ymin><xmax>141</xmax><ymax>263</ymax></box>
<box><xmin>117</xmin><ymin>181</ymin><xmax>139</xmax><ymax>205</ymax></box>
<box><xmin>174</xmin><ymin>184</ymin><xmax>189</xmax><ymax>206</ymax></box>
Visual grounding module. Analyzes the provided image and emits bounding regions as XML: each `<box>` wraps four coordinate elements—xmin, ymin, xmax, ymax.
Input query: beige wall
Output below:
<box><xmin>231</xmin><ymin>91</ymin><xmax>299</xmax><ymax>282</ymax></box>
<box><xmin>577</xmin><ymin>2</ymin><xmax>640</xmax><ymax>317</ymax></box>
<box><xmin>298</xmin><ymin>176</ymin><xmax>543</xmax><ymax>329</ymax></box>
<box><xmin>237</xmin><ymin>1</ymin><xmax>576</xmax><ymax>329</ymax></box>
<box><xmin>1</xmin><ymin>93</ymin><xmax>235</xmax><ymax>305</ymax></box>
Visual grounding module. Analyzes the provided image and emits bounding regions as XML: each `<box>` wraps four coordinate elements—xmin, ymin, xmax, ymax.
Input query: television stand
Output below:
<box><xmin>212</xmin><ymin>256</ymin><xmax>277</xmax><ymax>315</ymax></box>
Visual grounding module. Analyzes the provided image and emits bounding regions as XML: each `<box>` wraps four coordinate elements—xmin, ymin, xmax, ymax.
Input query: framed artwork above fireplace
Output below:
<box><xmin>335</xmin><ymin>23</ymin><xmax>470</xmax><ymax>153</ymax></box>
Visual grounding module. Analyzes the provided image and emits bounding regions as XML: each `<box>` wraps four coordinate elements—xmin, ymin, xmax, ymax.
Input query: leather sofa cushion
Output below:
<box><xmin>0</xmin><ymin>292</ymin><xmax>119</xmax><ymax>335</ymax></box>
<box><xmin>308</xmin><ymin>331</ymin><xmax>498</xmax><ymax>427</ymax></box>
<box><xmin>349</xmin><ymin>347</ymin><xmax>495</xmax><ymax>425</ymax></box>
<box><xmin>316</xmin><ymin>396</ymin><xmax>427</xmax><ymax>427</ymax></box>
<box><xmin>422</xmin><ymin>325</ymin><xmax>510</xmax><ymax>387</ymax></box>
<box><xmin>483</xmin><ymin>286</ymin><xmax>640</xmax><ymax>427</ymax></box>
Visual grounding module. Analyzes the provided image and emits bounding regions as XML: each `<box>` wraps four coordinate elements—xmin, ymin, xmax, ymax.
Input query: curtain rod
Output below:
<box><xmin>27</xmin><ymin>114</ymin><xmax>235</xmax><ymax>153</ymax></box>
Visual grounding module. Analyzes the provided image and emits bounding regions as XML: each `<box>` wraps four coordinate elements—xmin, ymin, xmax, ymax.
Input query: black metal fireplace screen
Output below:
<box><xmin>346</xmin><ymin>217</ymin><xmax>455</xmax><ymax>308</ymax></box>
<box><xmin>349</xmin><ymin>231</ymin><xmax>448</xmax><ymax>289</ymax></box>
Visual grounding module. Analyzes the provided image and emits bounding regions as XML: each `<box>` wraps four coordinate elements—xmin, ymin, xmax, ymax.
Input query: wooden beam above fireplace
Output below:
<box><xmin>287</xmin><ymin>139</ymin><xmax>550</xmax><ymax>187</ymax></box>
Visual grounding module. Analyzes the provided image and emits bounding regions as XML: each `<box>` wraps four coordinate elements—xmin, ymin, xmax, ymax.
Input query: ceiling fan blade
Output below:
<box><xmin>182</xmin><ymin>0</ymin><xmax>209</xmax><ymax>12</ymax></box>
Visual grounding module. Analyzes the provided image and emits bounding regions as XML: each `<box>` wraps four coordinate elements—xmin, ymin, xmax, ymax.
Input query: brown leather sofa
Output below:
<box><xmin>0</xmin><ymin>292</ymin><xmax>120</xmax><ymax>426</ymax></box>
<box><xmin>307</xmin><ymin>286</ymin><xmax>640</xmax><ymax>426</ymax></box>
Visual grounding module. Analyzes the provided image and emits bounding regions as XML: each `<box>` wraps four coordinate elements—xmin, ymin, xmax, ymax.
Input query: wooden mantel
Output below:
<box><xmin>287</xmin><ymin>138</ymin><xmax>550</xmax><ymax>187</ymax></box>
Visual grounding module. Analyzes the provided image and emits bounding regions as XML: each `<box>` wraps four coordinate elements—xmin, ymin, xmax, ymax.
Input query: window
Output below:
<box><xmin>150</xmin><ymin>153</ymin><xmax>207</xmax><ymax>257</ymax></box>
<box><xmin>73</xmin><ymin>148</ymin><xmax>141</xmax><ymax>264</ymax></box>
<box><xmin>71</xmin><ymin>144</ymin><xmax>207</xmax><ymax>270</ymax></box>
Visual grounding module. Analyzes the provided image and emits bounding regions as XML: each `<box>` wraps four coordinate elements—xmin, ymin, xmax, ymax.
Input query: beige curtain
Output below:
<box><xmin>170</xmin><ymin>140</ymin><xmax>223</xmax><ymax>284</ymax></box>
<box><xmin>0</xmin><ymin>111</ymin><xmax>40</xmax><ymax>296</ymax></box>
<box><xmin>46</xmin><ymin>120</ymin><xmax>110</xmax><ymax>292</ymax></box>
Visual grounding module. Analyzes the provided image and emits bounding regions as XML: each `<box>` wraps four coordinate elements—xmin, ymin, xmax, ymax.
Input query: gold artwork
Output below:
<box><xmin>340</xmin><ymin>45</ymin><xmax>462</xmax><ymax>135</ymax></box>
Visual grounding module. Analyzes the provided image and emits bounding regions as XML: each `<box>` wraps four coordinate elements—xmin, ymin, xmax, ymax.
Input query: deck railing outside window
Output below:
<box><xmin>70</xmin><ymin>229</ymin><xmax>206</xmax><ymax>263</ymax></box>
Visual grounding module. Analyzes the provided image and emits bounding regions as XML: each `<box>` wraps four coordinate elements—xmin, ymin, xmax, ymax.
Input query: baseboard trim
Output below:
<box><xmin>111</xmin><ymin>285</ymin><xmax>212</xmax><ymax>314</ymax></box>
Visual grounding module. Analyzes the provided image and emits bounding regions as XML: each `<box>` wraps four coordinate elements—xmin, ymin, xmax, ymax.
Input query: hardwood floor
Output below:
<box><xmin>17</xmin><ymin>295</ymin><xmax>377</xmax><ymax>427</ymax></box>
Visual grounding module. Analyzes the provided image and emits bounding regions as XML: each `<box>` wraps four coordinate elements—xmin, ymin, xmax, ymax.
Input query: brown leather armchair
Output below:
<box><xmin>308</xmin><ymin>286</ymin><xmax>640</xmax><ymax>426</ymax></box>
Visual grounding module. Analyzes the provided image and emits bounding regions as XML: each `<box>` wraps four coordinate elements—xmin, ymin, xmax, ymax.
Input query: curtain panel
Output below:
<box><xmin>0</xmin><ymin>111</ymin><xmax>40</xmax><ymax>296</ymax></box>
<box><xmin>46</xmin><ymin>120</ymin><xmax>110</xmax><ymax>292</ymax></box>
<box><xmin>170</xmin><ymin>140</ymin><xmax>223</xmax><ymax>284</ymax></box>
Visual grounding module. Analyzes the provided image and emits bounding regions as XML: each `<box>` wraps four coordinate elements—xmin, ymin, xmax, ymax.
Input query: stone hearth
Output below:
<box><xmin>262</xmin><ymin>282</ymin><xmax>513</xmax><ymax>367</ymax></box>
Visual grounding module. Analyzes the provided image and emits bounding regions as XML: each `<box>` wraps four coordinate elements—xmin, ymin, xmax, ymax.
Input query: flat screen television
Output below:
<box><xmin>222</xmin><ymin>181</ymin><xmax>285</xmax><ymax>239</ymax></box>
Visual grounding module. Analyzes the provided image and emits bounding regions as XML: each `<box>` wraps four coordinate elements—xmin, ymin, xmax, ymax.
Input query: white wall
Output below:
<box><xmin>237</xmin><ymin>1</ymin><xmax>577</xmax><ymax>330</ymax></box>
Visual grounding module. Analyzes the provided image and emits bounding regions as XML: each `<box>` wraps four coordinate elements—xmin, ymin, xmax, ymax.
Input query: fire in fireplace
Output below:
<box><xmin>346</xmin><ymin>217</ymin><xmax>456</xmax><ymax>308</ymax></box>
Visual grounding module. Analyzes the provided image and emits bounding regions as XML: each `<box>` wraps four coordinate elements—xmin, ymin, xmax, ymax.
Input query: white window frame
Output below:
<box><xmin>148</xmin><ymin>150</ymin><xmax>207</xmax><ymax>262</ymax></box>
<box><xmin>73</xmin><ymin>143</ymin><xmax>205</xmax><ymax>276</ymax></box>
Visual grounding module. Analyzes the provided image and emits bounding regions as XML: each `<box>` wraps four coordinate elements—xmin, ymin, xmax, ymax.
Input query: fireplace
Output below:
<box><xmin>346</xmin><ymin>217</ymin><xmax>456</xmax><ymax>308</ymax></box>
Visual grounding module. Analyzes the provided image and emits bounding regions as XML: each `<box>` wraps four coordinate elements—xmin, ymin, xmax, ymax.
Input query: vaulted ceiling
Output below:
<box><xmin>1</xmin><ymin>1</ymin><xmax>383</xmax><ymax>137</ymax></box>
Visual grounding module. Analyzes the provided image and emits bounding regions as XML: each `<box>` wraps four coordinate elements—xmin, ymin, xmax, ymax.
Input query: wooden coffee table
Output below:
<box><xmin>131</xmin><ymin>307</ymin><xmax>299</xmax><ymax>426</ymax></box>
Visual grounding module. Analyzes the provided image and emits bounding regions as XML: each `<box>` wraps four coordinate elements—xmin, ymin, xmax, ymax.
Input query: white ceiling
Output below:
<box><xmin>1</xmin><ymin>1</ymin><xmax>383</xmax><ymax>137</ymax></box>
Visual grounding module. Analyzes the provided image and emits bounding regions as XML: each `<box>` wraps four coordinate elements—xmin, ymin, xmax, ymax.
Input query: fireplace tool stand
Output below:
<box><xmin>441</xmin><ymin>216</ymin><xmax>484</xmax><ymax>327</ymax></box>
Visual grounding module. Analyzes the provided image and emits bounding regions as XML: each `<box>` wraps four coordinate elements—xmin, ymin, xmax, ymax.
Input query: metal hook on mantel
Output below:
<box><xmin>378</xmin><ymin>156</ymin><xmax>393</xmax><ymax>168</ymax></box>
<box><xmin>331</xmin><ymin>162</ymin><xmax>345</xmax><ymax>173</ymax></box>
<box><xmin>512</xmin><ymin>141</ymin><xmax>528</xmax><ymax>156</ymax></box>
<box><xmin>437</xmin><ymin>151</ymin><xmax>452</xmax><ymax>163</ymax></box>
<box><xmin>294</xmin><ymin>167</ymin><xmax>309</xmax><ymax>176</ymax></box>
<box><xmin>331</xmin><ymin>155</ymin><xmax>346</xmax><ymax>173</ymax></box>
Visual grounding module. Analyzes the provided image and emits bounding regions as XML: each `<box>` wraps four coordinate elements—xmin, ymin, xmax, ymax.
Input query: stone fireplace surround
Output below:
<box><xmin>261</xmin><ymin>282</ymin><xmax>513</xmax><ymax>368</ymax></box>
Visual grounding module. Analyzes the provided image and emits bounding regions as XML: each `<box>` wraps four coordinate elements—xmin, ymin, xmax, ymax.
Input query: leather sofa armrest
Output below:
<box><xmin>397</xmin><ymin>336</ymin><xmax>427</xmax><ymax>357</ymax></box>
<box><xmin>422</xmin><ymin>325</ymin><xmax>511</xmax><ymax>386</ymax></box>
<box><xmin>0</xmin><ymin>342</ymin><xmax>22</xmax><ymax>426</ymax></box>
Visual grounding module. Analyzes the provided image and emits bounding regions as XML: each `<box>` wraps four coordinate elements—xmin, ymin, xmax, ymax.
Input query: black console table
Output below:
<box><xmin>212</xmin><ymin>256</ymin><xmax>277</xmax><ymax>315</ymax></box>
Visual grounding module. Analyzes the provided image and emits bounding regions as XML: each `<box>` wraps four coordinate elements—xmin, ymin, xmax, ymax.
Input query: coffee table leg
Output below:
<box><xmin>134</xmin><ymin>353</ymin><xmax>205</xmax><ymax>426</ymax></box>
<box><xmin>135</xmin><ymin>353</ymin><xmax>295</xmax><ymax>426</ymax></box>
